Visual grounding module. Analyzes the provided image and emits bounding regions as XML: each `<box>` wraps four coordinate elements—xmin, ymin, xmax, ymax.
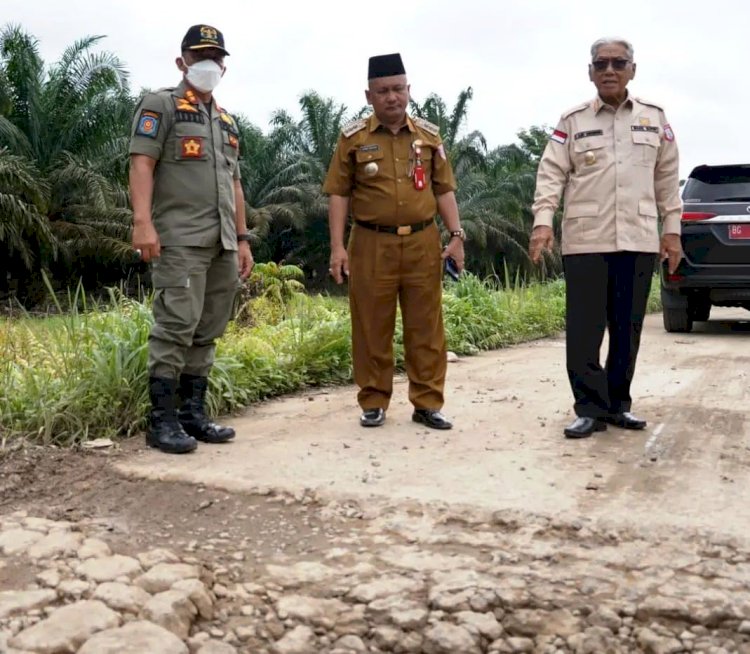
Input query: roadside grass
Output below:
<box><xmin>0</xmin><ymin>275</ymin><xmax>662</xmax><ymax>445</ymax></box>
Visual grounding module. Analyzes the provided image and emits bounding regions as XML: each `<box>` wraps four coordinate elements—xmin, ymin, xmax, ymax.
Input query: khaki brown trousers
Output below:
<box><xmin>348</xmin><ymin>222</ymin><xmax>446</xmax><ymax>411</ymax></box>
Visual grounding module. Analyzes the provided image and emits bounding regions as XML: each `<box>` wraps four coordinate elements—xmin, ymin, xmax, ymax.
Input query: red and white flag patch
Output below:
<box><xmin>663</xmin><ymin>123</ymin><xmax>675</xmax><ymax>142</ymax></box>
<box><xmin>550</xmin><ymin>129</ymin><xmax>568</xmax><ymax>145</ymax></box>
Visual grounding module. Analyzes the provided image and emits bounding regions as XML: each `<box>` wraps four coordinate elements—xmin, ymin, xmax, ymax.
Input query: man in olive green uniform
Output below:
<box><xmin>323</xmin><ymin>53</ymin><xmax>466</xmax><ymax>430</ymax></box>
<box><xmin>129</xmin><ymin>25</ymin><xmax>253</xmax><ymax>454</ymax></box>
<box><xmin>530</xmin><ymin>37</ymin><xmax>682</xmax><ymax>439</ymax></box>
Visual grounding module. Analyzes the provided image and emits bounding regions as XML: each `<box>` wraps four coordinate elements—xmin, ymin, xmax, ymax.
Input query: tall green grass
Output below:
<box><xmin>0</xmin><ymin>275</ymin><xmax>661</xmax><ymax>445</ymax></box>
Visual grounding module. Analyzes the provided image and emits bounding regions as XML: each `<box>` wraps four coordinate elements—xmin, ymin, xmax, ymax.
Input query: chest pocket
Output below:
<box><xmin>572</xmin><ymin>134</ymin><xmax>607</xmax><ymax>171</ymax></box>
<box><xmin>354</xmin><ymin>148</ymin><xmax>385</xmax><ymax>181</ymax></box>
<box><xmin>173</xmin><ymin>121</ymin><xmax>209</xmax><ymax>161</ymax></box>
<box><xmin>631</xmin><ymin>130</ymin><xmax>660</xmax><ymax>167</ymax></box>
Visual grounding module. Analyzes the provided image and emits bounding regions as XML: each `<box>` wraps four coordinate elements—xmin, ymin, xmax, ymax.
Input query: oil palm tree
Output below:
<box><xmin>0</xmin><ymin>24</ymin><xmax>133</xmax><ymax>299</ymax></box>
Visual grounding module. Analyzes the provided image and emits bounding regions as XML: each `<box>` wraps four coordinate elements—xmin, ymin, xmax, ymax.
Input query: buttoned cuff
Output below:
<box><xmin>532</xmin><ymin>209</ymin><xmax>555</xmax><ymax>229</ymax></box>
<box><xmin>662</xmin><ymin>213</ymin><xmax>682</xmax><ymax>235</ymax></box>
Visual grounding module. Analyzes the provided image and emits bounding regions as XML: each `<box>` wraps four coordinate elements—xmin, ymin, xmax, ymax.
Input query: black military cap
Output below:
<box><xmin>368</xmin><ymin>53</ymin><xmax>406</xmax><ymax>79</ymax></box>
<box><xmin>181</xmin><ymin>25</ymin><xmax>230</xmax><ymax>56</ymax></box>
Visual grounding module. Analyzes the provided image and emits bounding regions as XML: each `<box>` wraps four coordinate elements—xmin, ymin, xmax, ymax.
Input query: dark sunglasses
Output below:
<box><xmin>592</xmin><ymin>58</ymin><xmax>631</xmax><ymax>72</ymax></box>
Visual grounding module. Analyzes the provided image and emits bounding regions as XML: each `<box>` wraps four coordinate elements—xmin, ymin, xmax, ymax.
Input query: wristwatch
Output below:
<box><xmin>237</xmin><ymin>234</ymin><xmax>252</xmax><ymax>242</ymax></box>
<box><xmin>449</xmin><ymin>228</ymin><xmax>466</xmax><ymax>242</ymax></box>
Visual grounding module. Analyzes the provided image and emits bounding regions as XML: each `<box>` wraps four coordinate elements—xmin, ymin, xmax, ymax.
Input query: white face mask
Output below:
<box><xmin>185</xmin><ymin>59</ymin><xmax>223</xmax><ymax>93</ymax></box>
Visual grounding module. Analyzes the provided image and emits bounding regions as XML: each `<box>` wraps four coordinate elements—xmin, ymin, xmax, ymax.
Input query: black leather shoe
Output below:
<box><xmin>179</xmin><ymin>374</ymin><xmax>235</xmax><ymax>443</ymax></box>
<box><xmin>563</xmin><ymin>417</ymin><xmax>607</xmax><ymax>439</ymax></box>
<box><xmin>360</xmin><ymin>408</ymin><xmax>386</xmax><ymax>427</ymax></box>
<box><xmin>412</xmin><ymin>409</ymin><xmax>453</xmax><ymax>430</ymax></box>
<box><xmin>147</xmin><ymin>377</ymin><xmax>198</xmax><ymax>454</ymax></box>
<box><xmin>604</xmin><ymin>412</ymin><xmax>647</xmax><ymax>430</ymax></box>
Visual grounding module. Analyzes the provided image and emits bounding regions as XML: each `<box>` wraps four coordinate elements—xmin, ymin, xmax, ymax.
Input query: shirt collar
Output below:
<box><xmin>593</xmin><ymin>91</ymin><xmax>633</xmax><ymax>114</ymax></box>
<box><xmin>368</xmin><ymin>113</ymin><xmax>415</xmax><ymax>133</ymax></box>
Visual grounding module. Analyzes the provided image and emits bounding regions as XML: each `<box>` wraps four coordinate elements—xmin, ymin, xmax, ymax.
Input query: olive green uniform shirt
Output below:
<box><xmin>323</xmin><ymin>114</ymin><xmax>457</xmax><ymax>225</ymax></box>
<box><xmin>129</xmin><ymin>81</ymin><xmax>241</xmax><ymax>249</ymax></box>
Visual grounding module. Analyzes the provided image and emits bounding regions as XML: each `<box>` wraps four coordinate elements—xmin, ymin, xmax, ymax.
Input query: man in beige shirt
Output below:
<box><xmin>530</xmin><ymin>37</ymin><xmax>682</xmax><ymax>438</ymax></box>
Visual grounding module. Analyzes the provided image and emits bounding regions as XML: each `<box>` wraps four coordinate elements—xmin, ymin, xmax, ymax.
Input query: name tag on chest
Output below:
<box><xmin>574</xmin><ymin>130</ymin><xmax>603</xmax><ymax>140</ymax></box>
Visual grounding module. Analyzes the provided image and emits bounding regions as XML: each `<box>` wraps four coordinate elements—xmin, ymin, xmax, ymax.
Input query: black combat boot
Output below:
<box><xmin>178</xmin><ymin>374</ymin><xmax>235</xmax><ymax>443</ymax></box>
<box><xmin>147</xmin><ymin>377</ymin><xmax>198</xmax><ymax>454</ymax></box>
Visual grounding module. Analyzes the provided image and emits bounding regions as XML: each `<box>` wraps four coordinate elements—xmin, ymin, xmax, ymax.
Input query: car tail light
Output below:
<box><xmin>681</xmin><ymin>211</ymin><xmax>716</xmax><ymax>221</ymax></box>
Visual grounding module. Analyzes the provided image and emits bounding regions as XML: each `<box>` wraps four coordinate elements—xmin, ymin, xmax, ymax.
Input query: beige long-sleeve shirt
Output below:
<box><xmin>532</xmin><ymin>94</ymin><xmax>682</xmax><ymax>255</ymax></box>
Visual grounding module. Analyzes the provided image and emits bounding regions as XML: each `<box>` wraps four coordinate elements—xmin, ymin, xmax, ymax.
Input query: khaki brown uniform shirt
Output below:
<box><xmin>532</xmin><ymin>94</ymin><xmax>681</xmax><ymax>255</ymax></box>
<box><xmin>322</xmin><ymin>114</ymin><xmax>457</xmax><ymax>223</ymax></box>
<box><xmin>129</xmin><ymin>81</ymin><xmax>241</xmax><ymax>249</ymax></box>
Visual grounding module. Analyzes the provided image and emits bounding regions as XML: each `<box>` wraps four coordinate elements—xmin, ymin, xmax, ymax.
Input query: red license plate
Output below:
<box><xmin>728</xmin><ymin>224</ymin><xmax>750</xmax><ymax>239</ymax></box>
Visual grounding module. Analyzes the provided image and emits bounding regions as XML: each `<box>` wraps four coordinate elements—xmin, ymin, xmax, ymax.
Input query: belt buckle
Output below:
<box><xmin>396</xmin><ymin>225</ymin><xmax>412</xmax><ymax>236</ymax></box>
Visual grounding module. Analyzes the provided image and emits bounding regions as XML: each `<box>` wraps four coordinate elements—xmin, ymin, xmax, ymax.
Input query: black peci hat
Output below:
<box><xmin>368</xmin><ymin>53</ymin><xmax>405</xmax><ymax>79</ymax></box>
<box><xmin>181</xmin><ymin>25</ymin><xmax>229</xmax><ymax>56</ymax></box>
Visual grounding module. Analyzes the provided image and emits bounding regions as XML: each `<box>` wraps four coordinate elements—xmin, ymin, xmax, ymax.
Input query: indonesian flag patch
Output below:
<box><xmin>663</xmin><ymin>123</ymin><xmax>675</xmax><ymax>142</ymax></box>
<box><xmin>550</xmin><ymin>129</ymin><xmax>568</xmax><ymax>145</ymax></box>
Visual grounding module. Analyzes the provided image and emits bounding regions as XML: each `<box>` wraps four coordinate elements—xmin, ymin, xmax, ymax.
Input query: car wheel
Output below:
<box><xmin>688</xmin><ymin>298</ymin><xmax>711</xmax><ymax>322</ymax></box>
<box><xmin>663</xmin><ymin>307</ymin><xmax>693</xmax><ymax>333</ymax></box>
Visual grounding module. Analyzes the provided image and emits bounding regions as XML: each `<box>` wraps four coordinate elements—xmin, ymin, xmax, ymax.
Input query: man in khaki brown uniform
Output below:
<box><xmin>530</xmin><ymin>37</ymin><xmax>683</xmax><ymax>439</ymax></box>
<box><xmin>323</xmin><ymin>53</ymin><xmax>466</xmax><ymax>430</ymax></box>
<box><xmin>129</xmin><ymin>25</ymin><xmax>253</xmax><ymax>454</ymax></box>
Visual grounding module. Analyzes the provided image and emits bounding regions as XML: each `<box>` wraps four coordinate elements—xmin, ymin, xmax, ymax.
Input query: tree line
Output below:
<box><xmin>0</xmin><ymin>25</ymin><xmax>561</xmax><ymax>306</ymax></box>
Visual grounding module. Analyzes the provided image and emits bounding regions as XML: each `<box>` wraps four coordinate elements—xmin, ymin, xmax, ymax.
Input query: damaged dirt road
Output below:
<box><xmin>2</xmin><ymin>308</ymin><xmax>750</xmax><ymax>653</ymax></box>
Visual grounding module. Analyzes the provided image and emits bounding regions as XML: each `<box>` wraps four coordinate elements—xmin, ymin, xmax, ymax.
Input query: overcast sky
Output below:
<box><xmin>6</xmin><ymin>0</ymin><xmax>750</xmax><ymax>177</ymax></box>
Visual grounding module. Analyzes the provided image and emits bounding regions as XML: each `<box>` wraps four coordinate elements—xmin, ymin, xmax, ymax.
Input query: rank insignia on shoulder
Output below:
<box><xmin>342</xmin><ymin>119</ymin><xmax>366</xmax><ymax>137</ymax></box>
<box><xmin>135</xmin><ymin>110</ymin><xmax>161</xmax><ymax>138</ymax></box>
<box><xmin>414</xmin><ymin>117</ymin><xmax>440</xmax><ymax>136</ymax></box>
<box><xmin>181</xmin><ymin>137</ymin><xmax>204</xmax><ymax>158</ymax></box>
<box><xmin>228</xmin><ymin>134</ymin><xmax>239</xmax><ymax>149</ymax></box>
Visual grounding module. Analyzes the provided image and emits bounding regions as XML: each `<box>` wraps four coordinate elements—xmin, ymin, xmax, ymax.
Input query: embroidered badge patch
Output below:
<box><xmin>181</xmin><ymin>137</ymin><xmax>203</xmax><ymax>158</ymax></box>
<box><xmin>550</xmin><ymin>129</ymin><xmax>568</xmax><ymax>145</ymax></box>
<box><xmin>175</xmin><ymin>97</ymin><xmax>199</xmax><ymax>113</ymax></box>
<box><xmin>663</xmin><ymin>124</ymin><xmax>675</xmax><ymax>142</ymax></box>
<box><xmin>135</xmin><ymin>110</ymin><xmax>161</xmax><ymax>138</ymax></box>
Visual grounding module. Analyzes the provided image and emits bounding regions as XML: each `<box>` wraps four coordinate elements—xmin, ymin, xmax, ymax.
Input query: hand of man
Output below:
<box><xmin>660</xmin><ymin>233</ymin><xmax>683</xmax><ymax>274</ymax></box>
<box><xmin>441</xmin><ymin>237</ymin><xmax>465</xmax><ymax>273</ymax></box>
<box><xmin>132</xmin><ymin>220</ymin><xmax>161</xmax><ymax>263</ymax></box>
<box><xmin>329</xmin><ymin>245</ymin><xmax>349</xmax><ymax>284</ymax></box>
<box><xmin>238</xmin><ymin>242</ymin><xmax>254</xmax><ymax>281</ymax></box>
<box><xmin>529</xmin><ymin>225</ymin><xmax>554</xmax><ymax>264</ymax></box>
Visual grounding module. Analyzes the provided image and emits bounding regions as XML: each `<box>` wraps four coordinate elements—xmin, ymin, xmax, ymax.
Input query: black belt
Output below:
<box><xmin>354</xmin><ymin>218</ymin><xmax>434</xmax><ymax>236</ymax></box>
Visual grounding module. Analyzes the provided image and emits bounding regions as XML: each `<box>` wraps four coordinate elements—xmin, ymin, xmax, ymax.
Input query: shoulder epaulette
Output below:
<box><xmin>342</xmin><ymin>119</ymin><xmax>367</xmax><ymax>138</ymax></box>
<box><xmin>634</xmin><ymin>97</ymin><xmax>664</xmax><ymax>111</ymax></box>
<box><xmin>414</xmin><ymin>117</ymin><xmax>440</xmax><ymax>136</ymax></box>
<box><xmin>561</xmin><ymin>102</ymin><xmax>590</xmax><ymax>119</ymax></box>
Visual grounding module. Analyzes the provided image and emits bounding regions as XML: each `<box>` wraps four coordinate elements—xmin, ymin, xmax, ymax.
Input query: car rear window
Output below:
<box><xmin>683</xmin><ymin>165</ymin><xmax>750</xmax><ymax>202</ymax></box>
